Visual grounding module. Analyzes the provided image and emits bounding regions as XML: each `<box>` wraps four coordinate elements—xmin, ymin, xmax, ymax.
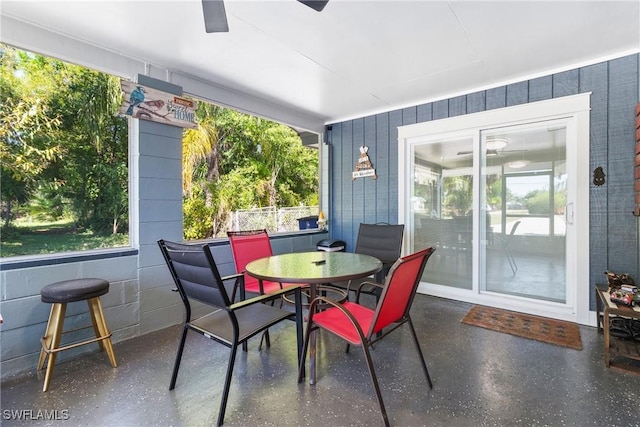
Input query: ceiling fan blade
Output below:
<box><xmin>202</xmin><ymin>0</ymin><xmax>229</xmax><ymax>33</ymax></box>
<box><xmin>457</xmin><ymin>148</ymin><xmax>529</xmax><ymax>156</ymax></box>
<box><xmin>298</xmin><ymin>0</ymin><xmax>329</xmax><ymax>12</ymax></box>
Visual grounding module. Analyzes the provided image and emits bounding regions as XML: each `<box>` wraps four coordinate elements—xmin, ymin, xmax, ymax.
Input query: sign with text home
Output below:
<box><xmin>119</xmin><ymin>80</ymin><xmax>198</xmax><ymax>129</ymax></box>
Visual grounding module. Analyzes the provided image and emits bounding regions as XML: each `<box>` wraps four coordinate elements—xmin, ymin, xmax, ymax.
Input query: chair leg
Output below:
<box><xmin>87</xmin><ymin>297</ymin><xmax>117</xmax><ymax>367</ymax></box>
<box><xmin>258</xmin><ymin>330</ymin><xmax>270</xmax><ymax>351</ymax></box>
<box><xmin>507</xmin><ymin>252</ymin><xmax>518</xmax><ymax>274</ymax></box>
<box><xmin>361</xmin><ymin>343</ymin><xmax>390</xmax><ymax>427</ymax></box>
<box><xmin>407</xmin><ymin>317</ymin><xmax>433</xmax><ymax>389</ymax></box>
<box><xmin>294</xmin><ymin>287</ymin><xmax>304</xmax><ymax>372</ymax></box>
<box><xmin>169</xmin><ymin>325</ymin><xmax>189</xmax><ymax>390</ymax></box>
<box><xmin>238</xmin><ymin>286</ymin><xmax>249</xmax><ymax>353</ymax></box>
<box><xmin>40</xmin><ymin>303</ymin><xmax>66</xmax><ymax>392</ymax></box>
<box><xmin>255</xmin><ymin>287</ymin><xmax>274</xmax><ymax>352</ymax></box>
<box><xmin>297</xmin><ymin>316</ymin><xmax>316</xmax><ymax>383</ymax></box>
<box><xmin>217</xmin><ymin>342</ymin><xmax>239</xmax><ymax>427</ymax></box>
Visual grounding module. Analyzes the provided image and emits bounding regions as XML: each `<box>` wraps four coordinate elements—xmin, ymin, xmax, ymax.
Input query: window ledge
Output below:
<box><xmin>0</xmin><ymin>247</ymin><xmax>139</xmax><ymax>271</ymax></box>
<box><xmin>192</xmin><ymin>228</ymin><xmax>328</xmax><ymax>247</ymax></box>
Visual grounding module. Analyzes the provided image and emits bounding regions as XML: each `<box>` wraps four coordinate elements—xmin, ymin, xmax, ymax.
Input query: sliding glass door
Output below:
<box><xmin>480</xmin><ymin>122</ymin><xmax>567</xmax><ymax>303</ymax></box>
<box><xmin>398</xmin><ymin>95</ymin><xmax>590</xmax><ymax>323</ymax></box>
<box><xmin>413</xmin><ymin>133</ymin><xmax>474</xmax><ymax>290</ymax></box>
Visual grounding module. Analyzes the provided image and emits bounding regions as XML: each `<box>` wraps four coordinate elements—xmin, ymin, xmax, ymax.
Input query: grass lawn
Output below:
<box><xmin>1</xmin><ymin>217</ymin><xmax>129</xmax><ymax>258</ymax></box>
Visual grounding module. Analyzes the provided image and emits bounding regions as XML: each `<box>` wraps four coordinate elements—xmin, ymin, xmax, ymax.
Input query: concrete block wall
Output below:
<box><xmin>0</xmin><ymin>254</ymin><xmax>138</xmax><ymax>380</ymax></box>
<box><xmin>0</xmin><ymin>238</ymin><xmax>326</xmax><ymax>381</ymax></box>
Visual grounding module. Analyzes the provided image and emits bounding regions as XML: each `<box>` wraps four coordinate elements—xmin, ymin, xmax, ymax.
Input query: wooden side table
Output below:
<box><xmin>595</xmin><ymin>286</ymin><xmax>640</xmax><ymax>375</ymax></box>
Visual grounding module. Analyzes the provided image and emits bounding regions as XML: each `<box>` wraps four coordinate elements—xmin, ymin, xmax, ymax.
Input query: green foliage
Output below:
<box><xmin>1</xmin><ymin>44</ymin><xmax>129</xmax><ymax>256</ymax></box>
<box><xmin>554</xmin><ymin>191</ymin><xmax>567</xmax><ymax>214</ymax></box>
<box><xmin>26</xmin><ymin>184</ymin><xmax>67</xmax><ymax>220</ymax></box>
<box><xmin>442</xmin><ymin>175</ymin><xmax>473</xmax><ymax>217</ymax></box>
<box><xmin>1</xmin><ymin>44</ymin><xmax>317</xmax><ymax>251</ymax></box>
<box><xmin>485</xmin><ymin>175</ymin><xmax>503</xmax><ymax>210</ymax></box>
<box><xmin>1</xmin><ymin>47</ymin><xmax>63</xmax><ymax>218</ymax></box>
<box><xmin>524</xmin><ymin>189</ymin><xmax>566</xmax><ymax>215</ymax></box>
<box><xmin>182</xmin><ymin>102</ymin><xmax>319</xmax><ymax>239</ymax></box>
<box><xmin>0</xmin><ymin>217</ymin><xmax>128</xmax><ymax>257</ymax></box>
<box><xmin>214</xmin><ymin>165</ymin><xmax>262</xmax><ymax>209</ymax></box>
<box><xmin>0</xmin><ymin>166</ymin><xmax>28</xmax><ymax>227</ymax></box>
<box><xmin>183</xmin><ymin>188</ymin><xmax>214</xmax><ymax>240</ymax></box>
<box><xmin>524</xmin><ymin>190</ymin><xmax>548</xmax><ymax>215</ymax></box>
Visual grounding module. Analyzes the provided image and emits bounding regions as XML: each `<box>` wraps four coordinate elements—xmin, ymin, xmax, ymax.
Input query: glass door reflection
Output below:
<box><xmin>410</xmin><ymin>120</ymin><xmax>568</xmax><ymax>303</ymax></box>
<box><xmin>480</xmin><ymin>122</ymin><xmax>567</xmax><ymax>303</ymax></box>
<box><xmin>412</xmin><ymin>134</ymin><xmax>474</xmax><ymax>290</ymax></box>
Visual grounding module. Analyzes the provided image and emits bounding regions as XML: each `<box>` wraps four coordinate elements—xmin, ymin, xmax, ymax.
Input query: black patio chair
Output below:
<box><xmin>330</xmin><ymin>223</ymin><xmax>404</xmax><ymax>301</ymax></box>
<box><xmin>157</xmin><ymin>239</ymin><xmax>303</xmax><ymax>426</ymax></box>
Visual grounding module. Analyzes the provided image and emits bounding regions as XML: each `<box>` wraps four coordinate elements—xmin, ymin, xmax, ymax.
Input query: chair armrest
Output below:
<box><xmin>308</xmin><ymin>296</ymin><xmax>368</xmax><ymax>344</ymax></box>
<box><xmin>221</xmin><ymin>272</ymin><xmax>244</xmax><ymax>302</ymax></box>
<box><xmin>229</xmin><ymin>286</ymin><xmax>300</xmax><ymax>310</ymax></box>
<box><xmin>351</xmin><ymin>280</ymin><xmax>383</xmax><ymax>303</ymax></box>
<box><xmin>309</xmin><ymin>295</ymin><xmax>341</xmax><ymax>311</ymax></box>
<box><xmin>352</xmin><ymin>280</ymin><xmax>383</xmax><ymax>292</ymax></box>
<box><xmin>221</xmin><ymin>272</ymin><xmax>244</xmax><ymax>282</ymax></box>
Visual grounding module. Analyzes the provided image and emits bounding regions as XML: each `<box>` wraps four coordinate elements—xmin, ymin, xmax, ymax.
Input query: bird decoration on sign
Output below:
<box><xmin>119</xmin><ymin>80</ymin><xmax>198</xmax><ymax>129</ymax></box>
<box><xmin>352</xmin><ymin>145</ymin><xmax>377</xmax><ymax>180</ymax></box>
<box><xmin>126</xmin><ymin>86</ymin><xmax>146</xmax><ymax>115</ymax></box>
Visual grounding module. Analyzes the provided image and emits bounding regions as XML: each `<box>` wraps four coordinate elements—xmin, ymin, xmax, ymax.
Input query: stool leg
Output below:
<box><xmin>89</xmin><ymin>299</ymin><xmax>106</xmax><ymax>352</ymax></box>
<box><xmin>40</xmin><ymin>303</ymin><xmax>66</xmax><ymax>392</ymax></box>
<box><xmin>38</xmin><ymin>304</ymin><xmax>57</xmax><ymax>370</ymax></box>
<box><xmin>87</xmin><ymin>297</ymin><xmax>117</xmax><ymax>368</ymax></box>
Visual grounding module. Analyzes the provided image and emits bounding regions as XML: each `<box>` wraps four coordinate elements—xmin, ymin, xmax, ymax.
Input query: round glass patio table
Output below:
<box><xmin>246</xmin><ymin>251</ymin><xmax>382</xmax><ymax>384</ymax></box>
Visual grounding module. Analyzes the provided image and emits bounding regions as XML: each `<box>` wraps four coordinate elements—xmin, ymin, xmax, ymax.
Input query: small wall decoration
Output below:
<box><xmin>119</xmin><ymin>80</ymin><xmax>198</xmax><ymax>129</ymax></box>
<box><xmin>352</xmin><ymin>145</ymin><xmax>377</xmax><ymax>180</ymax></box>
<box><xmin>593</xmin><ymin>166</ymin><xmax>605</xmax><ymax>186</ymax></box>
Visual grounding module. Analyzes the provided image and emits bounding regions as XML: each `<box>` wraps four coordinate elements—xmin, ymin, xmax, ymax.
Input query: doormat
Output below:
<box><xmin>461</xmin><ymin>305</ymin><xmax>582</xmax><ymax>350</ymax></box>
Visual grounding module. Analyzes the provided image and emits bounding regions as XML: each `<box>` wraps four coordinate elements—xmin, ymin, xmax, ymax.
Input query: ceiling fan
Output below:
<box><xmin>456</xmin><ymin>137</ymin><xmax>527</xmax><ymax>157</ymax></box>
<box><xmin>202</xmin><ymin>0</ymin><xmax>329</xmax><ymax>33</ymax></box>
<box><xmin>456</xmin><ymin>148</ymin><xmax>529</xmax><ymax>157</ymax></box>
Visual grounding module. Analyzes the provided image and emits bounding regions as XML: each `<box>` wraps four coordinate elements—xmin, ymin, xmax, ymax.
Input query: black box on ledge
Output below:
<box><xmin>317</xmin><ymin>239</ymin><xmax>346</xmax><ymax>252</ymax></box>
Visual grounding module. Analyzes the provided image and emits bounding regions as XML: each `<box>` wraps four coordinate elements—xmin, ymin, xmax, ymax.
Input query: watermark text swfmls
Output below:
<box><xmin>2</xmin><ymin>409</ymin><xmax>69</xmax><ymax>421</ymax></box>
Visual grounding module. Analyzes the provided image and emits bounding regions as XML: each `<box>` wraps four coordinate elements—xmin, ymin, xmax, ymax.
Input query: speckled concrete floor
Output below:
<box><xmin>2</xmin><ymin>295</ymin><xmax>640</xmax><ymax>427</ymax></box>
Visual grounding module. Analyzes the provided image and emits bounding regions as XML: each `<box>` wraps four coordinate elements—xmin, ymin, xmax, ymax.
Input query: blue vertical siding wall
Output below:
<box><xmin>327</xmin><ymin>54</ymin><xmax>640</xmax><ymax>309</ymax></box>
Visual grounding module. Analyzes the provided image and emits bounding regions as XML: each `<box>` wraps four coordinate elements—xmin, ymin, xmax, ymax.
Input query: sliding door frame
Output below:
<box><xmin>398</xmin><ymin>94</ymin><xmax>591</xmax><ymax>325</ymax></box>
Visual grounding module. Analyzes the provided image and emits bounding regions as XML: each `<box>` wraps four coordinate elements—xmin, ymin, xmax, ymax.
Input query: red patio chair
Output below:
<box><xmin>227</xmin><ymin>229</ymin><xmax>300</xmax><ymax>298</ymax></box>
<box><xmin>228</xmin><ymin>229</ymin><xmax>347</xmax><ymax>310</ymax></box>
<box><xmin>227</xmin><ymin>229</ymin><xmax>305</xmax><ymax>348</ymax></box>
<box><xmin>297</xmin><ymin>247</ymin><xmax>436</xmax><ymax>427</ymax></box>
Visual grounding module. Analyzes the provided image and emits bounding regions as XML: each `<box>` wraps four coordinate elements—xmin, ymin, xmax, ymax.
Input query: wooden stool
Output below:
<box><xmin>38</xmin><ymin>278</ymin><xmax>117</xmax><ymax>392</ymax></box>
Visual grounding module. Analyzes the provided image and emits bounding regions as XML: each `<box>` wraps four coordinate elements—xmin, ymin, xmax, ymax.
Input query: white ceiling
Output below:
<box><xmin>1</xmin><ymin>0</ymin><xmax>639</xmax><ymax>127</ymax></box>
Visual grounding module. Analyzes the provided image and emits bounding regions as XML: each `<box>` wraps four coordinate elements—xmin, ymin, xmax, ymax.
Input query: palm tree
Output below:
<box><xmin>183</xmin><ymin>103</ymin><xmax>221</xmax><ymax>197</ymax></box>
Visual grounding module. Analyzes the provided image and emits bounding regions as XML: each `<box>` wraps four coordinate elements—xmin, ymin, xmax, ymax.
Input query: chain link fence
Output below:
<box><xmin>229</xmin><ymin>206</ymin><xmax>319</xmax><ymax>233</ymax></box>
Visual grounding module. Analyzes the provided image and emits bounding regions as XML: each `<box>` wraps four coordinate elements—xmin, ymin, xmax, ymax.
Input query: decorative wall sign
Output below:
<box><xmin>352</xmin><ymin>145</ymin><xmax>377</xmax><ymax>180</ymax></box>
<box><xmin>119</xmin><ymin>80</ymin><xmax>198</xmax><ymax>129</ymax></box>
<box><xmin>593</xmin><ymin>166</ymin><xmax>605</xmax><ymax>186</ymax></box>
